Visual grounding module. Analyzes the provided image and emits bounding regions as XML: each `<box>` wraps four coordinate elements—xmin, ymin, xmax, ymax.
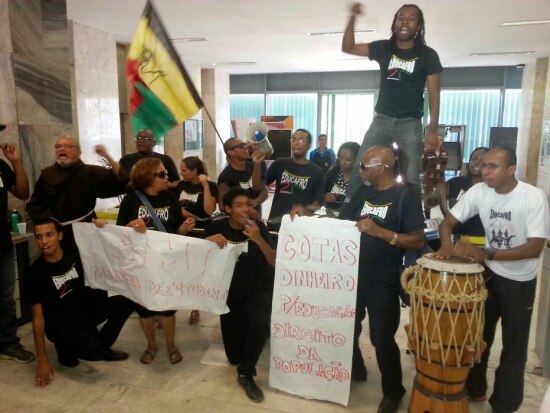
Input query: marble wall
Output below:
<box><xmin>71</xmin><ymin>21</ymin><xmax>121</xmax><ymax>164</ymax></box>
<box><xmin>0</xmin><ymin>0</ymin><xmax>73</xmax><ymax>217</ymax></box>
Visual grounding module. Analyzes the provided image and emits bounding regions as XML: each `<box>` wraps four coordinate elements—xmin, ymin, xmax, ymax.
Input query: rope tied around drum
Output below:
<box><xmin>401</xmin><ymin>266</ymin><xmax>488</xmax><ymax>304</ymax></box>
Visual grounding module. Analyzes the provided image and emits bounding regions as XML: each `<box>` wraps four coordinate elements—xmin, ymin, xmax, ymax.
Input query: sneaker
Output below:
<box><xmin>237</xmin><ymin>373</ymin><xmax>264</xmax><ymax>402</ymax></box>
<box><xmin>378</xmin><ymin>397</ymin><xmax>401</xmax><ymax>413</ymax></box>
<box><xmin>0</xmin><ymin>343</ymin><xmax>35</xmax><ymax>363</ymax></box>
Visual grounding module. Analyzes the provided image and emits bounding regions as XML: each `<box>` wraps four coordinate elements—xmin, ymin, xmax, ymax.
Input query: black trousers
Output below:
<box><xmin>353</xmin><ymin>273</ymin><xmax>406</xmax><ymax>400</ymax></box>
<box><xmin>45</xmin><ymin>294</ymin><xmax>134</xmax><ymax>365</ymax></box>
<box><xmin>220</xmin><ymin>292</ymin><xmax>271</xmax><ymax>376</ymax></box>
<box><xmin>466</xmin><ymin>269</ymin><xmax>536</xmax><ymax>412</ymax></box>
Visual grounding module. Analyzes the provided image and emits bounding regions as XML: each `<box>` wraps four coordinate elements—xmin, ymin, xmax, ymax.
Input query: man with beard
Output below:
<box><xmin>26</xmin><ymin>136</ymin><xmax>128</xmax><ymax>245</ymax></box>
<box><xmin>217</xmin><ymin>137</ymin><xmax>267</xmax><ymax>213</ymax></box>
<box><xmin>339</xmin><ymin>146</ymin><xmax>425</xmax><ymax>413</ymax></box>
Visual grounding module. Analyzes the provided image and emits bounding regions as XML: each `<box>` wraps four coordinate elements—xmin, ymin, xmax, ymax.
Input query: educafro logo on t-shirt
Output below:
<box><xmin>360</xmin><ymin>201</ymin><xmax>390</xmax><ymax>221</ymax></box>
<box><xmin>138</xmin><ymin>205</ymin><xmax>170</xmax><ymax>221</ymax></box>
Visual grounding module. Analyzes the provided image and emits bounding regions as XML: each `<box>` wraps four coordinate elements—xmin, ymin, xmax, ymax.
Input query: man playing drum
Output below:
<box><xmin>339</xmin><ymin>146</ymin><xmax>425</xmax><ymax>413</ymax></box>
<box><xmin>436</xmin><ymin>147</ymin><xmax>550</xmax><ymax>413</ymax></box>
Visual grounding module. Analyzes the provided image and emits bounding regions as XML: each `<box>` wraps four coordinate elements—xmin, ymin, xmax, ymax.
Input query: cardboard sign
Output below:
<box><xmin>269</xmin><ymin>215</ymin><xmax>360</xmax><ymax>406</ymax></box>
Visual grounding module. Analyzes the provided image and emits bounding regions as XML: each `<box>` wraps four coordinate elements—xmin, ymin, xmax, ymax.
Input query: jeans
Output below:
<box><xmin>0</xmin><ymin>248</ymin><xmax>19</xmax><ymax>347</ymax></box>
<box><xmin>347</xmin><ymin>113</ymin><xmax>423</xmax><ymax>197</ymax></box>
<box><xmin>466</xmin><ymin>269</ymin><xmax>536</xmax><ymax>412</ymax></box>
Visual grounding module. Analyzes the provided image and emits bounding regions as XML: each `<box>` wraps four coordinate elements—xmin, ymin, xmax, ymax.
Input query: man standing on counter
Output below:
<box><xmin>0</xmin><ymin>130</ymin><xmax>34</xmax><ymax>363</ymax></box>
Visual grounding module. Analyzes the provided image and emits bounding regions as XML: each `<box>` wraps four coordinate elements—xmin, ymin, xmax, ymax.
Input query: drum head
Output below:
<box><xmin>417</xmin><ymin>253</ymin><xmax>484</xmax><ymax>274</ymax></box>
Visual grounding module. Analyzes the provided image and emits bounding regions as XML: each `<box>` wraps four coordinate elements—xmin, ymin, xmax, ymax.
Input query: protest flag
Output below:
<box><xmin>127</xmin><ymin>0</ymin><xmax>203</xmax><ymax>140</ymax></box>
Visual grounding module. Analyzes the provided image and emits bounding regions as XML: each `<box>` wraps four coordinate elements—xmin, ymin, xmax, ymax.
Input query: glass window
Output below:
<box><xmin>230</xmin><ymin>94</ymin><xmax>265</xmax><ymax>124</ymax></box>
<box><xmin>266</xmin><ymin>93</ymin><xmax>318</xmax><ymax>138</ymax></box>
<box><xmin>319</xmin><ymin>93</ymin><xmax>374</xmax><ymax>152</ymax></box>
<box><xmin>439</xmin><ymin>90</ymin><xmax>500</xmax><ymax>161</ymax></box>
<box><xmin>502</xmin><ymin>89</ymin><xmax>521</xmax><ymax>127</ymax></box>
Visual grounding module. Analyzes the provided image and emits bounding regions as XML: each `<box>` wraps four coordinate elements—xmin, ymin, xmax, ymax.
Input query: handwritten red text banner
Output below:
<box><xmin>269</xmin><ymin>215</ymin><xmax>360</xmax><ymax>406</ymax></box>
<box><xmin>73</xmin><ymin>223</ymin><xmax>244</xmax><ymax>314</ymax></box>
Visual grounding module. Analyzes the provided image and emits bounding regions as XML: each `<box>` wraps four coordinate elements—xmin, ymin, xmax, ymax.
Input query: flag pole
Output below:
<box><xmin>202</xmin><ymin>105</ymin><xmax>226</xmax><ymax>146</ymax></box>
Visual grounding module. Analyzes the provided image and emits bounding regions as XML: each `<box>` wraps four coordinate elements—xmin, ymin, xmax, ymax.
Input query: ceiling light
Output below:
<box><xmin>470</xmin><ymin>51</ymin><xmax>534</xmax><ymax>56</ymax></box>
<box><xmin>308</xmin><ymin>29</ymin><xmax>376</xmax><ymax>36</ymax></box>
<box><xmin>171</xmin><ymin>37</ymin><xmax>207</xmax><ymax>42</ymax></box>
<box><xmin>500</xmin><ymin>19</ymin><xmax>550</xmax><ymax>26</ymax></box>
<box><xmin>211</xmin><ymin>62</ymin><xmax>256</xmax><ymax>66</ymax></box>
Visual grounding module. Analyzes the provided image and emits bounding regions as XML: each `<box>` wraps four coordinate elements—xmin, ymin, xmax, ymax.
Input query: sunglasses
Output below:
<box><xmin>360</xmin><ymin>162</ymin><xmax>389</xmax><ymax>171</ymax></box>
<box><xmin>135</xmin><ymin>135</ymin><xmax>155</xmax><ymax>142</ymax></box>
<box><xmin>154</xmin><ymin>170</ymin><xmax>169</xmax><ymax>179</ymax></box>
<box><xmin>229</xmin><ymin>143</ymin><xmax>247</xmax><ymax>150</ymax></box>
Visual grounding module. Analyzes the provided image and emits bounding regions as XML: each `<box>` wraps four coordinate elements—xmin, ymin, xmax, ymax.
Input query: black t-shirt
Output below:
<box><xmin>339</xmin><ymin>183</ymin><xmax>424</xmax><ymax>278</ymax></box>
<box><xmin>266</xmin><ymin>158</ymin><xmax>325</xmax><ymax>219</ymax></box>
<box><xmin>23</xmin><ymin>248</ymin><xmax>103</xmax><ymax>323</ymax></box>
<box><xmin>203</xmin><ymin>217</ymin><xmax>275</xmax><ymax>305</ymax></box>
<box><xmin>120</xmin><ymin>152</ymin><xmax>179</xmax><ymax>183</ymax></box>
<box><xmin>369</xmin><ymin>40</ymin><xmax>443</xmax><ymax>118</ymax></box>
<box><xmin>217</xmin><ymin>161</ymin><xmax>266</xmax><ymax>213</ymax></box>
<box><xmin>173</xmin><ymin>180</ymin><xmax>217</xmax><ymax>219</ymax></box>
<box><xmin>0</xmin><ymin>160</ymin><xmax>15</xmax><ymax>250</ymax></box>
<box><xmin>447</xmin><ymin>175</ymin><xmax>485</xmax><ymax>237</ymax></box>
<box><xmin>324</xmin><ymin>168</ymin><xmax>348</xmax><ymax>210</ymax></box>
<box><xmin>117</xmin><ymin>190</ymin><xmax>184</xmax><ymax>234</ymax></box>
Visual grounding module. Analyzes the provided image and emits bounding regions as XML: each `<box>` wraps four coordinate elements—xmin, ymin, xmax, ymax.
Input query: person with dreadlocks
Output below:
<box><xmin>342</xmin><ymin>3</ymin><xmax>443</xmax><ymax>197</ymax></box>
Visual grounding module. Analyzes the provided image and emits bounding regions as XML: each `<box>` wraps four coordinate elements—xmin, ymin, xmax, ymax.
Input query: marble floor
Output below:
<box><xmin>0</xmin><ymin>300</ymin><xmax>548</xmax><ymax>413</ymax></box>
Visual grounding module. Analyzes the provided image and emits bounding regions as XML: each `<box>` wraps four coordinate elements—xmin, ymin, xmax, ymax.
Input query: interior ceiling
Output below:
<box><xmin>67</xmin><ymin>0</ymin><xmax>550</xmax><ymax>75</ymax></box>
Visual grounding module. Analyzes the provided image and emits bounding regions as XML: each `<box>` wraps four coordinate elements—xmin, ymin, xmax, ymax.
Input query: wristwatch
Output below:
<box><xmin>485</xmin><ymin>247</ymin><xmax>496</xmax><ymax>260</ymax></box>
<box><xmin>389</xmin><ymin>232</ymin><xmax>398</xmax><ymax>245</ymax></box>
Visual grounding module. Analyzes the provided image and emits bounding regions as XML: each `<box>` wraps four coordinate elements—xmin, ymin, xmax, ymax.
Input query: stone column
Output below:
<box><xmin>201</xmin><ymin>68</ymin><xmax>229</xmax><ymax>178</ymax></box>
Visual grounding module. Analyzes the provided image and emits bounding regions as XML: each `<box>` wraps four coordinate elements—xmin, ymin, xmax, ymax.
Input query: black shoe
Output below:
<box><xmin>237</xmin><ymin>374</ymin><xmax>264</xmax><ymax>402</ymax></box>
<box><xmin>58</xmin><ymin>357</ymin><xmax>79</xmax><ymax>367</ymax></box>
<box><xmin>378</xmin><ymin>397</ymin><xmax>401</xmax><ymax>413</ymax></box>
<box><xmin>351</xmin><ymin>363</ymin><xmax>367</xmax><ymax>382</ymax></box>
<box><xmin>99</xmin><ymin>348</ymin><xmax>129</xmax><ymax>361</ymax></box>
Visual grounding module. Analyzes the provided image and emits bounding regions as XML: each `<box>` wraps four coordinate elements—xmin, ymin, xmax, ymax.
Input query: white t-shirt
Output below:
<box><xmin>450</xmin><ymin>181</ymin><xmax>550</xmax><ymax>281</ymax></box>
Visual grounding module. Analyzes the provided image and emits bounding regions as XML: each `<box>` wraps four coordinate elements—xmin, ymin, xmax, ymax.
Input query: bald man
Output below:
<box><xmin>339</xmin><ymin>146</ymin><xmax>425</xmax><ymax>413</ymax></box>
<box><xmin>27</xmin><ymin>136</ymin><xmax>128</xmax><ymax>245</ymax></box>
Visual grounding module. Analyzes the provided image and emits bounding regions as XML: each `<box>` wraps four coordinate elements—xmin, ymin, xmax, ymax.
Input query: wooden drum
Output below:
<box><xmin>401</xmin><ymin>253</ymin><xmax>487</xmax><ymax>413</ymax></box>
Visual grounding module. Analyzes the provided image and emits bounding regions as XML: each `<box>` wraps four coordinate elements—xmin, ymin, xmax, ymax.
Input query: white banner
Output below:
<box><xmin>73</xmin><ymin>223</ymin><xmax>244</xmax><ymax>314</ymax></box>
<box><xmin>269</xmin><ymin>215</ymin><xmax>360</xmax><ymax>406</ymax></box>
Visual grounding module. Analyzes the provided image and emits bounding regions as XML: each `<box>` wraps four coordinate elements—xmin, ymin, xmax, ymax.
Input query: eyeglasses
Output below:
<box><xmin>54</xmin><ymin>144</ymin><xmax>78</xmax><ymax>149</ymax></box>
<box><xmin>154</xmin><ymin>170</ymin><xmax>169</xmax><ymax>179</ymax></box>
<box><xmin>135</xmin><ymin>136</ymin><xmax>155</xmax><ymax>142</ymax></box>
<box><xmin>360</xmin><ymin>162</ymin><xmax>389</xmax><ymax>171</ymax></box>
<box><xmin>480</xmin><ymin>163</ymin><xmax>507</xmax><ymax>171</ymax></box>
<box><xmin>228</xmin><ymin>143</ymin><xmax>247</xmax><ymax>150</ymax></box>
<box><xmin>290</xmin><ymin>137</ymin><xmax>307</xmax><ymax>143</ymax></box>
